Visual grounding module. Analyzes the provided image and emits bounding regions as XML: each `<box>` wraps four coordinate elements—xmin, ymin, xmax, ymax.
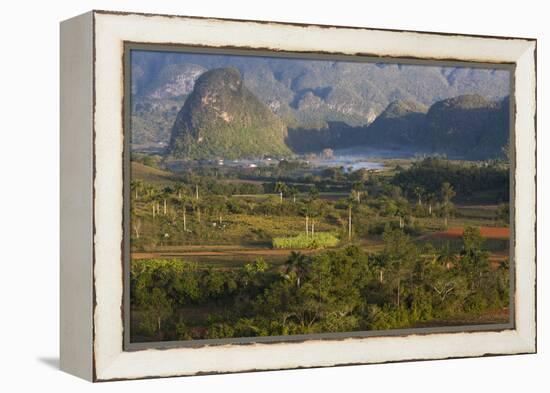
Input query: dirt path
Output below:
<box><xmin>133</xmin><ymin>226</ymin><xmax>510</xmax><ymax>263</ymax></box>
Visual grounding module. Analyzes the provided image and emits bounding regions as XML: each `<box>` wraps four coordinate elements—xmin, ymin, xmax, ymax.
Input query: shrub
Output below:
<box><xmin>207</xmin><ymin>323</ymin><xmax>235</xmax><ymax>339</ymax></box>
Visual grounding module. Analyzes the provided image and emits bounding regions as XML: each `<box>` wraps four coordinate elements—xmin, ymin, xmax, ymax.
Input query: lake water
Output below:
<box><xmin>309</xmin><ymin>146</ymin><xmax>436</xmax><ymax>172</ymax></box>
<box><xmin>166</xmin><ymin>146</ymin><xmax>426</xmax><ymax>173</ymax></box>
<box><xmin>311</xmin><ymin>156</ymin><xmax>385</xmax><ymax>172</ymax></box>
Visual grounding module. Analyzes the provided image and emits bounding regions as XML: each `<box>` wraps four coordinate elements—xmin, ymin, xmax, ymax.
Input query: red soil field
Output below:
<box><xmin>433</xmin><ymin>226</ymin><xmax>509</xmax><ymax>240</ymax></box>
<box><xmin>428</xmin><ymin>226</ymin><xmax>510</xmax><ymax>268</ymax></box>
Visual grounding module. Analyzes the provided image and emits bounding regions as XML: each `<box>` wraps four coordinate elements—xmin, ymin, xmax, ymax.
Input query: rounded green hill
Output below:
<box><xmin>169</xmin><ymin>67</ymin><xmax>291</xmax><ymax>159</ymax></box>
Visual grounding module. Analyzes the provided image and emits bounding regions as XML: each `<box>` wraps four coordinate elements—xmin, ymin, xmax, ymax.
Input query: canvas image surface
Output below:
<box><xmin>127</xmin><ymin>48</ymin><xmax>512</xmax><ymax>345</ymax></box>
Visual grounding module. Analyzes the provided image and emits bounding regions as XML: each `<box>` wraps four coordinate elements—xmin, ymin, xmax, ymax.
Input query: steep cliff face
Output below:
<box><xmin>145</xmin><ymin>63</ymin><xmax>206</xmax><ymax>99</ymax></box>
<box><xmin>168</xmin><ymin>68</ymin><xmax>291</xmax><ymax>159</ymax></box>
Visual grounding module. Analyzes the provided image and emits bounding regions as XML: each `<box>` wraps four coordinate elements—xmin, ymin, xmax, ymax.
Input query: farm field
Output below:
<box><xmin>129</xmin><ymin>155</ymin><xmax>511</xmax><ymax>342</ymax></box>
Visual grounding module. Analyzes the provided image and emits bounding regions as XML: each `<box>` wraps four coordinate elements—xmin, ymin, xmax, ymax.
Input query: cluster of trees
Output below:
<box><xmin>392</xmin><ymin>157</ymin><xmax>509</xmax><ymax>203</ymax></box>
<box><xmin>131</xmin><ymin>152</ymin><xmax>163</xmax><ymax>168</ymax></box>
<box><xmin>131</xmin><ymin>227</ymin><xmax>509</xmax><ymax>342</ymax></box>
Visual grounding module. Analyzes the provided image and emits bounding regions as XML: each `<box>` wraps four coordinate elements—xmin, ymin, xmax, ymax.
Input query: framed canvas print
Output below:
<box><xmin>60</xmin><ymin>10</ymin><xmax>537</xmax><ymax>382</ymax></box>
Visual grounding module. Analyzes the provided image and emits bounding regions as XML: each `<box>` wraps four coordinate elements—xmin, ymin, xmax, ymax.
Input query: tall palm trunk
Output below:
<box><xmin>183</xmin><ymin>208</ymin><xmax>187</xmax><ymax>231</ymax></box>
<box><xmin>133</xmin><ymin>220</ymin><xmax>141</xmax><ymax>239</ymax></box>
<box><xmin>397</xmin><ymin>277</ymin><xmax>401</xmax><ymax>308</ymax></box>
<box><xmin>348</xmin><ymin>206</ymin><xmax>352</xmax><ymax>241</ymax></box>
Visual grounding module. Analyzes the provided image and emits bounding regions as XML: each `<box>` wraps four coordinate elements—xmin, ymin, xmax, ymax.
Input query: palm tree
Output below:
<box><xmin>441</xmin><ymin>182</ymin><xmax>456</xmax><ymax>203</ymax></box>
<box><xmin>288</xmin><ymin>186</ymin><xmax>299</xmax><ymax>203</ymax></box>
<box><xmin>148</xmin><ymin>188</ymin><xmax>161</xmax><ymax>219</ymax></box>
<box><xmin>182</xmin><ymin>202</ymin><xmax>187</xmax><ymax>231</ymax></box>
<box><xmin>215</xmin><ymin>197</ymin><xmax>228</xmax><ymax>225</ymax></box>
<box><xmin>173</xmin><ymin>183</ymin><xmax>186</xmax><ymax>200</ymax></box>
<box><xmin>175</xmin><ymin>197</ymin><xmax>188</xmax><ymax>231</ymax></box>
<box><xmin>413</xmin><ymin>186</ymin><xmax>425</xmax><ymax>206</ymax></box>
<box><xmin>311</xmin><ymin>200</ymin><xmax>327</xmax><ymax>238</ymax></box>
<box><xmin>300</xmin><ymin>205</ymin><xmax>311</xmax><ymax>237</ymax></box>
<box><xmin>160</xmin><ymin>186</ymin><xmax>175</xmax><ymax>216</ymax></box>
<box><xmin>345</xmin><ymin>195</ymin><xmax>356</xmax><ymax>241</ymax></box>
<box><xmin>440</xmin><ymin>182</ymin><xmax>456</xmax><ymax>228</ymax></box>
<box><xmin>437</xmin><ymin>242</ymin><xmax>457</xmax><ymax>269</ymax></box>
<box><xmin>308</xmin><ymin>186</ymin><xmax>319</xmax><ymax>203</ymax></box>
<box><xmin>190</xmin><ymin>198</ymin><xmax>202</xmax><ymax>224</ymax></box>
<box><xmin>394</xmin><ymin>205</ymin><xmax>407</xmax><ymax>229</ymax></box>
<box><xmin>133</xmin><ymin>218</ymin><xmax>142</xmax><ymax>239</ymax></box>
<box><xmin>301</xmin><ymin>186</ymin><xmax>320</xmax><ymax>237</ymax></box>
<box><xmin>131</xmin><ymin>179</ymin><xmax>144</xmax><ymax>200</ymax></box>
<box><xmin>283</xmin><ymin>251</ymin><xmax>309</xmax><ymax>288</ymax></box>
<box><xmin>351</xmin><ymin>181</ymin><xmax>365</xmax><ymax>203</ymax></box>
<box><xmin>274</xmin><ymin>181</ymin><xmax>287</xmax><ymax>204</ymax></box>
<box><xmin>425</xmin><ymin>192</ymin><xmax>436</xmax><ymax>215</ymax></box>
<box><xmin>310</xmin><ymin>208</ymin><xmax>318</xmax><ymax>237</ymax></box>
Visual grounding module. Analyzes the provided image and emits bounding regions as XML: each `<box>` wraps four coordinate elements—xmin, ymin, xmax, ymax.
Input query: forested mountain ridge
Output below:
<box><xmin>361</xmin><ymin>100</ymin><xmax>429</xmax><ymax>147</ymax></box>
<box><xmin>131</xmin><ymin>52</ymin><xmax>510</xmax><ymax>150</ymax></box>
<box><xmin>167</xmin><ymin>68</ymin><xmax>510</xmax><ymax>159</ymax></box>
<box><xmin>418</xmin><ymin>94</ymin><xmax>510</xmax><ymax>158</ymax></box>
<box><xmin>287</xmin><ymin>95</ymin><xmax>509</xmax><ymax>158</ymax></box>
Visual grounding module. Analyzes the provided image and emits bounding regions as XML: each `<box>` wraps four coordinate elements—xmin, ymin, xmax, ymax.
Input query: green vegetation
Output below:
<box><xmin>288</xmin><ymin>94</ymin><xmax>509</xmax><ymax>159</ymax></box>
<box><xmin>273</xmin><ymin>233</ymin><xmax>339</xmax><ymax>249</ymax></box>
<box><xmin>169</xmin><ymin>68</ymin><xmax>291</xmax><ymax>159</ymax></box>
<box><xmin>363</xmin><ymin>100</ymin><xmax>428</xmax><ymax>147</ymax></box>
<box><xmin>131</xmin><ymin>227</ymin><xmax>509</xmax><ymax>341</ymax></box>
<box><xmin>392</xmin><ymin>157</ymin><xmax>509</xmax><ymax>203</ymax></box>
<box><xmin>129</xmin><ymin>53</ymin><xmax>512</xmax><ymax>344</ymax></box>
<box><xmin>421</xmin><ymin>95</ymin><xmax>509</xmax><ymax>158</ymax></box>
<box><xmin>131</xmin><ymin>96</ymin><xmax>186</xmax><ymax>149</ymax></box>
<box><xmin>130</xmin><ymin>155</ymin><xmax>511</xmax><ymax>342</ymax></box>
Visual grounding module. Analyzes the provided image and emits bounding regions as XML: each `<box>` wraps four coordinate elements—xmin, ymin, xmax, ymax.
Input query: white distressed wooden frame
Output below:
<box><xmin>60</xmin><ymin>10</ymin><xmax>536</xmax><ymax>382</ymax></box>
